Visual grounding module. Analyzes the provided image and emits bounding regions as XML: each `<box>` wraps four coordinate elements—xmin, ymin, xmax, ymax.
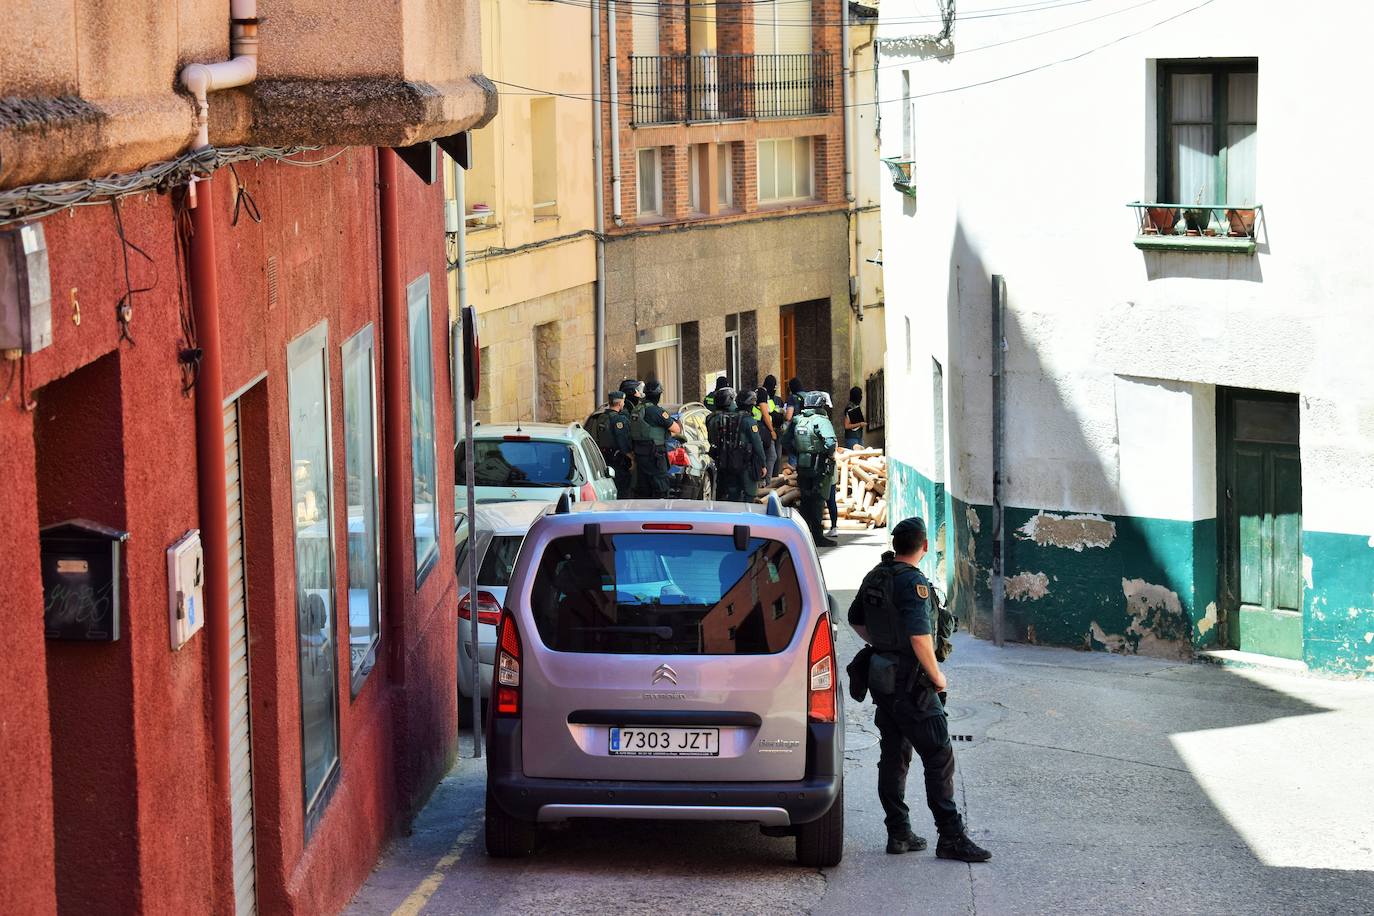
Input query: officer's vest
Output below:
<box><xmin>630</xmin><ymin>403</ymin><xmax>667</xmax><ymax>446</ymax></box>
<box><xmin>850</xmin><ymin>559</ymin><xmax>912</xmax><ymax>653</ymax></box>
<box><xmin>708</xmin><ymin>410</ymin><xmax>750</xmax><ymax>473</ymax></box>
<box><xmin>585</xmin><ymin>408</ymin><xmax>617</xmax><ymax>451</ymax></box>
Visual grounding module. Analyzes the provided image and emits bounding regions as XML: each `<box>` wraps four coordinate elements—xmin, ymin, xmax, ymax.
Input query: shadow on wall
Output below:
<box><xmin>926</xmin><ymin>220</ymin><xmax>1220</xmax><ymax>661</ymax></box>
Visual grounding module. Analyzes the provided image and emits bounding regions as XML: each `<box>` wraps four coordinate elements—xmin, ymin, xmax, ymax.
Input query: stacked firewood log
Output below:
<box><xmin>757</xmin><ymin>447</ymin><xmax>888</xmax><ymax>530</ymax></box>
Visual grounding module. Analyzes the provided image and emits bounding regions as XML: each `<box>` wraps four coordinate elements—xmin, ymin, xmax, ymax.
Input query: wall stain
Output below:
<box><xmin>1016</xmin><ymin>511</ymin><xmax>1116</xmax><ymax>552</ymax></box>
<box><xmin>1198</xmin><ymin>601</ymin><xmax>1218</xmax><ymax>637</ymax></box>
<box><xmin>1005</xmin><ymin>571</ymin><xmax>1050</xmax><ymax>601</ymax></box>
<box><xmin>1085</xmin><ymin>579</ymin><xmax>1192</xmax><ymax>659</ymax></box>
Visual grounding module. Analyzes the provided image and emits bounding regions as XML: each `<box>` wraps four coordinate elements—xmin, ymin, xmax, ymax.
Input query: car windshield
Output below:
<box><xmin>456</xmin><ymin>439</ymin><xmax>577</xmax><ymax>487</ymax></box>
<box><xmin>479</xmin><ymin>535</ymin><xmax>523</xmax><ymax>588</ymax></box>
<box><xmin>529</xmin><ymin>533</ymin><xmax>803</xmax><ymax>655</ymax></box>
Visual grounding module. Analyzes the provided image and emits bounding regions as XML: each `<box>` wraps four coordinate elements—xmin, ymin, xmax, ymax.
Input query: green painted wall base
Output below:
<box><xmin>1239</xmin><ymin>608</ymin><xmax>1303</xmax><ymax>660</ymax></box>
<box><xmin>886</xmin><ymin>458</ymin><xmax>1373</xmax><ymax>676</ymax></box>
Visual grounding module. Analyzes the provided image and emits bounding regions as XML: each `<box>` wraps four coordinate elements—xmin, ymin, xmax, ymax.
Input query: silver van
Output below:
<box><xmin>484</xmin><ymin>497</ymin><xmax>845</xmax><ymax>867</ymax></box>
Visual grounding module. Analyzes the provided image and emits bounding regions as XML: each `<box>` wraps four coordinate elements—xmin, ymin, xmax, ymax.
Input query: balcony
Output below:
<box><xmin>1128</xmin><ymin>202</ymin><xmax>1262</xmax><ymax>254</ymax></box>
<box><xmin>629</xmin><ymin>53</ymin><xmax>836</xmax><ymax>127</ymax></box>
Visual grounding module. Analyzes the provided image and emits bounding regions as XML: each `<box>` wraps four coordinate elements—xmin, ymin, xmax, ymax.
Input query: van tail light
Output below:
<box><xmin>458</xmin><ymin>590</ymin><xmax>502</xmax><ymax>626</ymax></box>
<box><xmin>494</xmin><ymin>611</ymin><xmax>522</xmax><ymax>718</ymax></box>
<box><xmin>579</xmin><ymin>482</ymin><xmax>598</xmax><ymax>502</ymax></box>
<box><xmin>807</xmin><ymin>613</ymin><xmax>837</xmax><ymax>723</ymax></box>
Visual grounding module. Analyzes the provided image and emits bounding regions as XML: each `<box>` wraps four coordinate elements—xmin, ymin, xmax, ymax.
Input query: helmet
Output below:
<box><xmin>802</xmin><ymin>390</ymin><xmax>833</xmax><ymax>409</ymax></box>
<box><xmin>644</xmin><ymin>380</ymin><xmax>664</xmax><ymax>403</ymax></box>
<box><xmin>619</xmin><ymin>379</ymin><xmax>645</xmax><ymax>402</ymax></box>
<box><xmin>716</xmin><ymin>386</ymin><xmax>737</xmax><ymax>411</ymax></box>
<box><xmin>738</xmin><ymin>388</ymin><xmax>757</xmax><ymax>408</ymax></box>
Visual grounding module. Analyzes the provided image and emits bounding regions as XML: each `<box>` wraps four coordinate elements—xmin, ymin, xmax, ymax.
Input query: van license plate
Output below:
<box><xmin>609</xmin><ymin>727</ymin><xmax>720</xmax><ymax>756</ymax></box>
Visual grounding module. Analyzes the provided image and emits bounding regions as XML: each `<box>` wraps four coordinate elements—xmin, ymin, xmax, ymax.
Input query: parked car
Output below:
<box><xmin>664</xmin><ymin>402</ymin><xmax>716</xmax><ymax>500</ymax></box>
<box><xmin>454</xmin><ymin>423</ymin><xmax>619</xmax><ymax>507</ymax></box>
<box><xmin>454</xmin><ymin>501</ymin><xmax>550</xmax><ymax>722</ymax></box>
<box><xmin>484</xmin><ymin>495</ymin><xmax>845</xmax><ymax>867</ymax></box>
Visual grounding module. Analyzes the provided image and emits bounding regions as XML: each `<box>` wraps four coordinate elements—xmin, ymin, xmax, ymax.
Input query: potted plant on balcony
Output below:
<box><xmin>1226</xmin><ymin>206</ymin><xmax>1257</xmax><ymax>237</ymax></box>
<box><xmin>1144</xmin><ymin>206</ymin><xmax>1177</xmax><ymax>234</ymax></box>
<box><xmin>1182</xmin><ymin>189</ymin><xmax>1210</xmax><ymax>235</ymax></box>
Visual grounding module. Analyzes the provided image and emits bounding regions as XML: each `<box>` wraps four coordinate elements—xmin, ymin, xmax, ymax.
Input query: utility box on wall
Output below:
<box><xmin>0</xmin><ymin>223</ymin><xmax>53</xmax><ymax>354</ymax></box>
<box><xmin>167</xmin><ymin>530</ymin><xmax>205</xmax><ymax>650</ymax></box>
<box><xmin>41</xmin><ymin>519</ymin><xmax>129</xmax><ymax>641</ymax></box>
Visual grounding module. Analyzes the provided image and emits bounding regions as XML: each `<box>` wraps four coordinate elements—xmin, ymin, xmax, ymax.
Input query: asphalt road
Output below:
<box><xmin>348</xmin><ymin>532</ymin><xmax>1374</xmax><ymax>916</ymax></box>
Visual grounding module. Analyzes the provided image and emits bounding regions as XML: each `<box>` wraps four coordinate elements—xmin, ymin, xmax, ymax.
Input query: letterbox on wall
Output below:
<box><xmin>41</xmin><ymin>519</ymin><xmax>129</xmax><ymax>641</ymax></box>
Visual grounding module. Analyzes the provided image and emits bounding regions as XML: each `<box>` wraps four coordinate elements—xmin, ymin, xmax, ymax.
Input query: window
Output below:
<box><xmin>407</xmin><ymin>276</ymin><xmax>440</xmax><ymax>583</ymax></box>
<box><xmin>286</xmin><ymin>322</ymin><xmax>340</xmax><ymax>829</ymax></box>
<box><xmin>689</xmin><ymin>144</ymin><xmax>703</xmax><ymax>214</ymax></box>
<box><xmin>531</xmin><ymin>97</ymin><xmax>558</xmax><ymax>218</ymax></box>
<box><xmin>579</xmin><ymin>438</ymin><xmax>608</xmax><ymax>479</ymax></box>
<box><xmin>478</xmin><ymin>536</ymin><xmax>525</xmax><ymax>589</ymax></box>
<box><xmin>637</xmin><ymin>147</ymin><xmax>662</xmax><ymax>216</ymax></box>
<box><xmin>1159</xmin><ymin>60</ymin><xmax>1257</xmax><ymax>206</ymax></box>
<box><xmin>724</xmin><ymin>313</ymin><xmax>740</xmax><ymax>387</ymax></box>
<box><xmin>901</xmin><ymin>70</ymin><xmax>913</xmax><ymax>159</ymax></box>
<box><xmin>757</xmin><ymin>137</ymin><xmax>813</xmax><ymax>202</ymax></box>
<box><xmin>717</xmin><ymin>143</ymin><xmax>733</xmax><ymax>208</ymax></box>
<box><xmin>636</xmin><ymin>324</ymin><xmax>682</xmax><ymax>404</ymax></box>
<box><xmin>453</xmin><ymin>125</ymin><xmax>497</xmax><ymax>230</ymax></box>
<box><xmin>528</xmin><ymin>534</ymin><xmax>803</xmax><ymax>654</ymax></box>
<box><xmin>904</xmin><ymin>317</ymin><xmax>912</xmax><ymax>373</ymax></box>
<box><xmin>341</xmin><ymin>324</ymin><xmax>381</xmax><ymax>691</ymax></box>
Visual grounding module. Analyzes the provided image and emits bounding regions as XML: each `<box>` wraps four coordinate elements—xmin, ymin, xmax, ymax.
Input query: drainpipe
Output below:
<box><xmin>180</xmin><ymin>1</ymin><xmax>260</xmax><ymax>150</ymax></box>
<box><xmin>379</xmin><ymin>150</ymin><xmax>409</xmax><ymax>681</ymax></box>
<box><xmin>180</xmin><ymin>0</ymin><xmax>259</xmax><ymax>853</ymax></box>
<box><xmin>607</xmin><ymin>0</ymin><xmax>625</xmax><ymax>225</ymax></box>
<box><xmin>991</xmin><ymin>274</ymin><xmax>1007</xmax><ymax>647</ymax></box>
<box><xmin>850</xmin><ymin>27</ymin><xmax>874</xmax><ymax>327</ymax></box>
<box><xmin>592</xmin><ymin>0</ymin><xmax>607</xmax><ymax>403</ymax></box>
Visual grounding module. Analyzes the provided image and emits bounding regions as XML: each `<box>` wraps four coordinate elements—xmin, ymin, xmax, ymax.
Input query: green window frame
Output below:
<box><xmin>1157</xmin><ymin>59</ymin><xmax>1258</xmax><ymax>206</ymax></box>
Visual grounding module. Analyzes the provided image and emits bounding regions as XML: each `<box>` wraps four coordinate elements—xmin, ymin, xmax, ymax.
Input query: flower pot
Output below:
<box><xmin>1226</xmin><ymin>208</ymin><xmax>1256</xmax><ymax>237</ymax></box>
<box><xmin>1145</xmin><ymin>207</ymin><xmax>1177</xmax><ymax>234</ymax></box>
<box><xmin>1183</xmin><ymin>208</ymin><xmax>1210</xmax><ymax>233</ymax></box>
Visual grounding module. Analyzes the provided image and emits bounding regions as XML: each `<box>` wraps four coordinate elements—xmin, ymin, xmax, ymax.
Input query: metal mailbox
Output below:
<box><xmin>41</xmin><ymin>519</ymin><xmax>129</xmax><ymax>641</ymax></box>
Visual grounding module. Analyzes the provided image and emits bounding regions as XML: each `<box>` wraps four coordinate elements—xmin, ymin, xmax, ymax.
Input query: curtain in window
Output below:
<box><xmin>1227</xmin><ymin>71</ymin><xmax>1258</xmax><ymax>205</ymax></box>
<box><xmin>1171</xmin><ymin>73</ymin><xmax>1214</xmax><ymax>204</ymax></box>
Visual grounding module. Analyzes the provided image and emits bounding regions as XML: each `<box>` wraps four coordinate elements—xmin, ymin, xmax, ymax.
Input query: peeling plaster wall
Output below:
<box><xmin>876</xmin><ymin>4</ymin><xmax>1374</xmax><ymax>673</ymax></box>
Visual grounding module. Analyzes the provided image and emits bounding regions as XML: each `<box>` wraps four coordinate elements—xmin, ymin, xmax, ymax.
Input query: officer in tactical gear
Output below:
<box><xmin>706</xmin><ymin>388</ymin><xmax>766</xmax><ymax>503</ymax></box>
<box><xmin>847</xmin><ymin>517</ymin><xmax>992</xmax><ymax>863</ymax></box>
<box><xmin>629</xmin><ymin>379</ymin><xmax>680</xmax><ymax>498</ymax></box>
<box><xmin>703</xmin><ymin>376</ymin><xmax>729</xmax><ymax>410</ymax></box>
<box><xmin>788</xmin><ymin>390</ymin><xmax>838</xmax><ymax>547</ymax></box>
<box><xmin>585</xmin><ymin>390</ymin><xmax>634</xmax><ymax>499</ymax></box>
<box><xmin>620</xmin><ymin>378</ymin><xmax>645</xmax><ymax>408</ymax></box>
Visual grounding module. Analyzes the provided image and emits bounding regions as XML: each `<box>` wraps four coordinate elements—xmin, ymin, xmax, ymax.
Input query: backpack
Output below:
<box><xmin>793</xmin><ymin>413</ymin><xmax>836</xmax><ymax>474</ymax></box>
<box><xmin>708</xmin><ymin>411</ymin><xmax>750</xmax><ymax>474</ymax></box>
<box><xmin>585</xmin><ymin>408</ymin><xmax>616</xmax><ymax>451</ymax></box>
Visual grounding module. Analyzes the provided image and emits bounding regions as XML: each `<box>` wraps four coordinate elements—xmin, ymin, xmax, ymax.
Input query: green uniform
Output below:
<box><xmin>630</xmin><ymin>401</ymin><xmax>674</xmax><ymax>498</ymax></box>
<box><xmin>791</xmin><ymin>409</ymin><xmax>837</xmax><ymax>543</ymax></box>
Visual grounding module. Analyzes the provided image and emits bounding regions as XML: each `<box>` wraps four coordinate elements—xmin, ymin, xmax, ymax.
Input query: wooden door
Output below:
<box><xmin>779</xmin><ymin>310</ymin><xmax>796</xmax><ymax>383</ymax></box>
<box><xmin>1221</xmin><ymin>391</ymin><xmax>1303</xmax><ymax>659</ymax></box>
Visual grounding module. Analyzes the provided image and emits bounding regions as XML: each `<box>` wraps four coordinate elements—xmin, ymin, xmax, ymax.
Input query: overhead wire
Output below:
<box><xmin>551</xmin><ymin>0</ymin><xmax>1103</xmax><ymax>27</ymax></box>
<box><xmin>490</xmin><ymin>0</ymin><xmax>1209</xmax><ymax>107</ymax></box>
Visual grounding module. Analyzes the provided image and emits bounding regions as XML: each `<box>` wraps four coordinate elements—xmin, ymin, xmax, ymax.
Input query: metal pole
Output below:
<box><xmin>592</xmin><ymin>0</ymin><xmax>607</xmax><ymax>405</ymax></box>
<box><xmin>990</xmin><ymin>274</ymin><xmax>1006</xmax><ymax>647</ymax></box>
<box><xmin>454</xmin><ymin>167</ymin><xmax>482</xmax><ymax>757</ymax></box>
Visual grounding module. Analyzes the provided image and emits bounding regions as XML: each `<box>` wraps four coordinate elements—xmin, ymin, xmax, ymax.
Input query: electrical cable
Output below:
<box><xmin>489</xmin><ymin>0</ymin><xmax>1210</xmax><ymax>108</ymax></box>
<box><xmin>553</xmin><ymin>0</ymin><xmax>1095</xmax><ymax>28</ymax></box>
<box><xmin>109</xmin><ymin>196</ymin><xmax>154</xmax><ymax>346</ymax></box>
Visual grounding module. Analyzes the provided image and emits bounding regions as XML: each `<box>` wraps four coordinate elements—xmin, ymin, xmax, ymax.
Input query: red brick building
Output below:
<box><xmin>0</xmin><ymin>3</ymin><xmax>491</xmax><ymax>913</ymax></box>
<box><xmin>599</xmin><ymin>0</ymin><xmax>853</xmax><ymax>404</ymax></box>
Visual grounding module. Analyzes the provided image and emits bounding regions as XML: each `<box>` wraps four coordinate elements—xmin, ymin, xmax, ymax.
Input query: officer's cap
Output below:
<box><xmin>892</xmin><ymin>516</ymin><xmax>928</xmax><ymax>544</ymax></box>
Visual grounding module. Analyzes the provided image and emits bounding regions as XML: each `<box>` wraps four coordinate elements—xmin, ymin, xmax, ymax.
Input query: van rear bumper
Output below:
<box><xmin>486</xmin><ymin>719</ymin><xmax>842</xmax><ymax>826</ymax></box>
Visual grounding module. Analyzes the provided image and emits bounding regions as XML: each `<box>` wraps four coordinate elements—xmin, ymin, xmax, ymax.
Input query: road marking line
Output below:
<box><xmin>391</xmin><ymin>813</ymin><xmax>482</xmax><ymax>916</ymax></box>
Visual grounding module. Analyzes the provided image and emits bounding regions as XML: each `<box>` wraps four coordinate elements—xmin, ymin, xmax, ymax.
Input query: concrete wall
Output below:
<box><xmin>604</xmin><ymin>211</ymin><xmax>852</xmax><ymax>401</ymax></box>
<box><xmin>0</xmin><ymin>0</ymin><xmax>494</xmax><ymax>189</ymax></box>
<box><xmin>0</xmin><ymin>150</ymin><xmax>460</xmax><ymax>913</ymax></box>
<box><xmin>878</xmin><ymin>1</ymin><xmax>1374</xmax><ymax>674</ymax></box>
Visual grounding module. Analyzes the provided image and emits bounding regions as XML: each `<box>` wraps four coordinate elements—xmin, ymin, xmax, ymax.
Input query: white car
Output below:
<box><xmin>454</xmin><ymin>423</ymin><xmax>619</xmax><ymax>507</ymax></box>
<box><xmin>455</xmin><ymin>501</ymin><xmax>551</xmax><ymax>719</ymax></box>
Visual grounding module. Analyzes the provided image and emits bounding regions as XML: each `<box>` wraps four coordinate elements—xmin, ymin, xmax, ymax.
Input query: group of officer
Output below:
<box><xmin>589</xmin><ymin>379</ymin><xmax>681</xmax><ymax>499</ymax></box>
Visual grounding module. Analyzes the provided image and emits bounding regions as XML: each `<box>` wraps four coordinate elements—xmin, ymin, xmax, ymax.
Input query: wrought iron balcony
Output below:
<box><xmin>629</xmin><ymin>53</ymin><xmax>836</xmax><ymax>126</ymax></box>
<box><xmin>1128</xmin><ymin>202</ymin><xmax>1262</xmax><ymax>254</ymax></box>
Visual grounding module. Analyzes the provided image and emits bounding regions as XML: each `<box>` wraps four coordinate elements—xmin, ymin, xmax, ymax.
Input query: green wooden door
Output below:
<box><xmin>1222</xmin><ymin>392</ymin><xmax>1303</xmax><ymax>659</ymax></box>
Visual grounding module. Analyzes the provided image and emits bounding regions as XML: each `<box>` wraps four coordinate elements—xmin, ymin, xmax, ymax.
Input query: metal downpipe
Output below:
<box><xmin>592</xmin><ymin>0</ymin><xmax>608</xmax><ymax>403</ymax></box>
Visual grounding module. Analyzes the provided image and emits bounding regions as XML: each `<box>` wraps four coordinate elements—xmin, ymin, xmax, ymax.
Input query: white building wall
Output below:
<box><xmin>878</xmin><ymin>0</ymin><xmax>1374</xmax><ymax>535</ymax></box>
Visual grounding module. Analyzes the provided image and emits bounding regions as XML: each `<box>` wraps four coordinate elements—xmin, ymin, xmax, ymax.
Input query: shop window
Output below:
<box><xmin>408</xmin><ymin>276</ymin><xmax>440</xmax><ymax>583</ymax></box>
<box><xmin>287</xmin><ymin>322</ymin><xmax>340</xmax><ymax>830</ymax></box>
<box><xmin>342</xmin><ymin>324</ymin><xmax>381</xmax><ymax>692</ymax></box>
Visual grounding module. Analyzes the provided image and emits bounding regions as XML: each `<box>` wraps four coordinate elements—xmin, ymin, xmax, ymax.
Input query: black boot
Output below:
<box><xmin>936</xmin><ymin>833</ymin><xmax>992</xmax><ymax>862</ymax></box>
<box><xmin>885</xmin><ymin>830</ymin><xmax>928</xmax><ymax>854</ymax></box>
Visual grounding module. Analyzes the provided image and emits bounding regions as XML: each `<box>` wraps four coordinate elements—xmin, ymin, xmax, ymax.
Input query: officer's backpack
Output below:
<box><xmin>709</xmin><ymin>412</ymin><xmax>750</xmax><ymax>474</ymax></box>
<box><xmin>793</xmin><ymin>413</ymin><xmax>837</xmax><ymax>474</ymax></box>
<box><xmin>585</xmin><ymin>408</ymin><xmax>616</xmax><ymax>451</ymax></box>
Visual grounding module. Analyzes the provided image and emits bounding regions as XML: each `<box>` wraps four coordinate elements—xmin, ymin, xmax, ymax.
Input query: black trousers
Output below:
<box><xmin>874</xmin><ymin>689</ymin><xmax>964</xmax><ymax>839</ymax></box>
<box><xmin>797</xmin><ymin>476</ymin><xmax>826</xmax><ymax>540</ymax></box>
<box><xmin>610</xmin><ymin>454</ymin><xmax>633</xmax><ymax>499</ymax></box>
<box><xmin>633</xmin><ymin>449</ymin><xmax>670</xmax><ymax>498</ymax></box>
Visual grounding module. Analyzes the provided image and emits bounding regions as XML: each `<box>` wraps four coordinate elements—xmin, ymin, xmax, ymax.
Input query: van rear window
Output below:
<box><xmin>529</xmin><ymin>533</ymin><xmax>803</xmax><ymax>655</ymax></box>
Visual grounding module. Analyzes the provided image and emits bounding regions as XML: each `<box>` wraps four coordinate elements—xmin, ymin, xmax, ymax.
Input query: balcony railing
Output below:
<box><xmin>1127</xmin><ymin>202</ymin><xmax>1262</xmax><ymax>254</ymax></box>
<box><xmin>629</xmin><ymin>53</ymin><xmax>836</xmax><ymax>126</ymax></box>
